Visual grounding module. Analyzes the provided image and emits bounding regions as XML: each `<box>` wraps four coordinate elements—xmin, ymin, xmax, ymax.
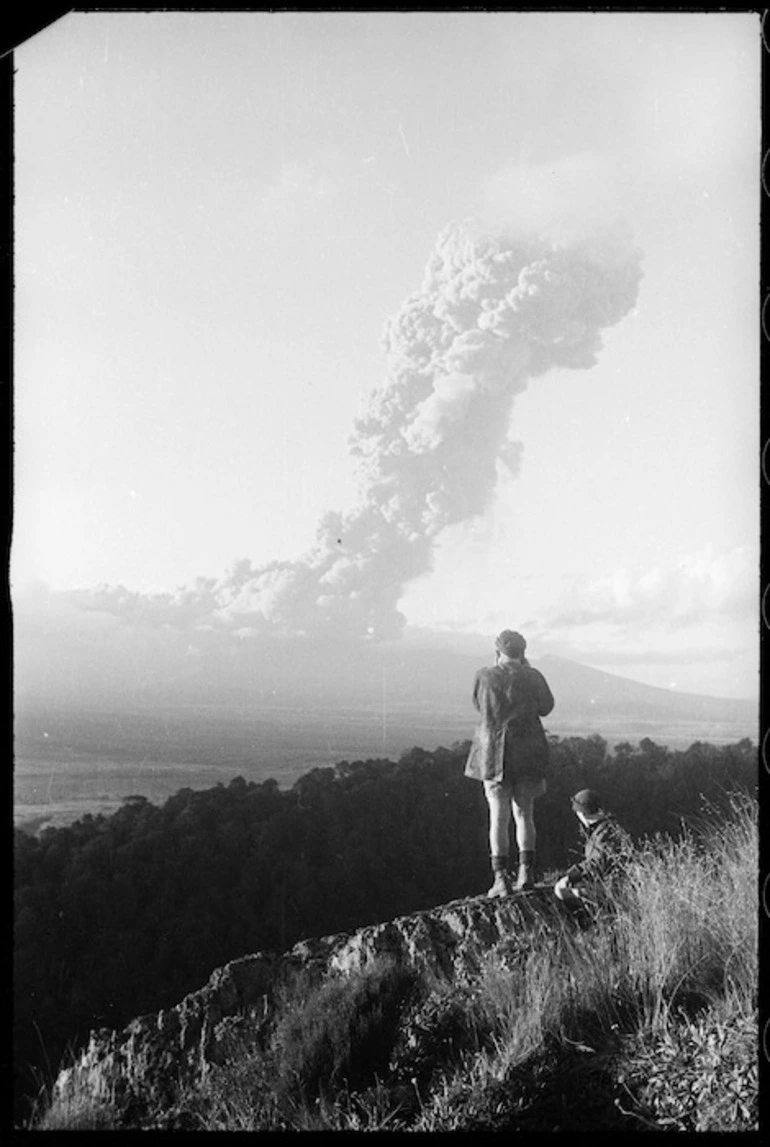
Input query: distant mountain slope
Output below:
<box><xmin>14</xmin><ymin>627</ymin><xmax>757</xmax><ymax>747</ymax></box>
<box><xmin>164</xmin><ymin>642</ymin><xmax>757</xmax><ymax>747</ymax></box>
<box><xmin>532</xmin><ymin>655</ymin><xmax>757</xmax><ymax>727</ymax></box>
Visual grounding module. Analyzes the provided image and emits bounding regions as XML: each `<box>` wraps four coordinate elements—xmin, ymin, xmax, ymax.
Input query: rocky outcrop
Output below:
<box><xmin>52</xmin><ymin>888</ymin><xmax>563</xmax><ymax>1122</ymax></box>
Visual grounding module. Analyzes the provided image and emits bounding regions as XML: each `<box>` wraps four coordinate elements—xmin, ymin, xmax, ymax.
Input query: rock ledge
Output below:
<box><xmin>53</xmin><ymin>887</ymin><xmax>561</xmax><ymax>1116</ymax></box>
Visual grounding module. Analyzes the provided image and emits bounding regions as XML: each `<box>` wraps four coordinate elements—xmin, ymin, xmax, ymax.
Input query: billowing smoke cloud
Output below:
<box><xmin>213</xmin><ymin>219</ymin><xmax>642</xmax><ymax>639</ymax></box>
<box><xmin>22</xmin><ymin>217</ymin><xmax>643</xmax><ymax>644</ymax></box>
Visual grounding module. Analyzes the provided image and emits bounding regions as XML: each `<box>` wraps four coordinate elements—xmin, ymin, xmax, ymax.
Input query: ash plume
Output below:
<box><xmin>216</xmin><ymin>220</ymin><xmax>643</xmax><ymax>640</ymax></box>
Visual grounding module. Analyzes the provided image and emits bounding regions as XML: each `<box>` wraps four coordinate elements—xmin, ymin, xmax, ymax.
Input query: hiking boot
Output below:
<box><xmin>515</xmin><ymin>850</ymin><xmax>536</xmax><ymax>891</ymax></box>
<box><xmin>487</xmin><ymin>871</ymin><xmax>515</xmax><ymax>898</ymax></box>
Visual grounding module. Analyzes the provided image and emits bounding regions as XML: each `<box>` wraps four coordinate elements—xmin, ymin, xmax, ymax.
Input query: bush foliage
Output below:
<box><xmin>272</xmin><ymin>959</ymin><xmax>418</xmax><ymax>1103</ymax></box>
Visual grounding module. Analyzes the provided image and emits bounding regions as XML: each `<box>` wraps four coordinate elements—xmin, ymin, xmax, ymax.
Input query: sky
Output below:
<box><xmin>12</xmin><ymin>11</ymin><xmax>760</xmax><ymax>700</ymax></box>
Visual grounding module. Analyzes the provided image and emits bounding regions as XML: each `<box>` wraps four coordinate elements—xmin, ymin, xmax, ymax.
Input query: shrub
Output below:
<box><xmin>271</xmin><ymin>959</ymin><xmax>418</xmax><ymax>1102</ymax></box>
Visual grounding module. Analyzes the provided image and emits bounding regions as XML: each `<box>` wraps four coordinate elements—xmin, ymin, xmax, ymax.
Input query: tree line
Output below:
<box><xmin>13</xmin><ymin>734</ymin><xmax>756</xmax><ymax>1121</ymax></box>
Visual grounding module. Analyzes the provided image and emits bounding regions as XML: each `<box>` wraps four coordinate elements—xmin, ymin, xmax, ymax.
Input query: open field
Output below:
<box><xmin>13</xmin><ymin>698</ymin><xmax>756</xmax><ymax>834</ymax></box>
<box><xmin>13</xmin><ymin>702</ymin><xmax>461</xmax><ymax>831</ymax></box>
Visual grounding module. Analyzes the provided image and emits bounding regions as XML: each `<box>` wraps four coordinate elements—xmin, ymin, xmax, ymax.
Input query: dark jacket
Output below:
<box><xmin>464</xmin><ymin>659</ymin><xmax>554</xmax><ymax>783</ymax></box>
<box><xmin>566</xmin><ymin>815</ymin><xmax>633</xmax><ymax>886</ymax></box>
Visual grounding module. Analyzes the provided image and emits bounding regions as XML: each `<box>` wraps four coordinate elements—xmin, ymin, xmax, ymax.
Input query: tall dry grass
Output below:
<box><xmin>618</xmin><ymin>789</ymin><xmax>756</xmax><ymax>1028</ymax></box>
<box><xmin>413</xmin><ymin>790</ymin><xmax>757</xmax><ymax>1130</ymax></box>
<box><xmin>480</xmin><ymin>790</ymin><xmax>756</xmax><ymax>1045</ymax></box>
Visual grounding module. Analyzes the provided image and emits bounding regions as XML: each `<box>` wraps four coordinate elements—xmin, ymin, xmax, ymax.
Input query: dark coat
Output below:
<box><xmin>464</xmin><ymin>660</ymin><xmax>555</xmax><ymax>783</ymax></box>
<box><xmin>566</xmin><ymin>815</ymin><xmax>634</xmax><ymax>886</ymax></box>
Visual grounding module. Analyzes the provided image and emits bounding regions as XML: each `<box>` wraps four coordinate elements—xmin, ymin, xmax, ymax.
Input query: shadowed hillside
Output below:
<box><xmin>32</xmin><ymin>790</ymin><xmax>758</xmax><ymax>1133</ymax></box>
<box><xmin>15</xmin><ymin>618</ymin><xmax>758</xmax><ymax>728</ymax></box>
<box><xmin>14</xmin><ymin>735</ymin><xmax>757</xmax><ymax>1127</ymax></box>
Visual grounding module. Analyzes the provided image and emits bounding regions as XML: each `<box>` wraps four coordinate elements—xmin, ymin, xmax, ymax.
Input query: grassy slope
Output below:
<box><xmin>36</xmin><ymin>792</ymin><xmax>758</xmax><ymax>1133</ymax></box>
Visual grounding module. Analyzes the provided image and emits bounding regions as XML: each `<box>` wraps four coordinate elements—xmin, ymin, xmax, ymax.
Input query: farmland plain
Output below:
<box><xmin>13</xmin><ymin>694</ymin><xmax>756</xmax><ymax>835</ymax></box>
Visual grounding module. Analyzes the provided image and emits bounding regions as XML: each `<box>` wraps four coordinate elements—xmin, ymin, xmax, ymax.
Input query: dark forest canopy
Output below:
<box><xmin>13</xmin><ymin>734</ymin><xmax>757</xmax><ymax>1121</ymax></box>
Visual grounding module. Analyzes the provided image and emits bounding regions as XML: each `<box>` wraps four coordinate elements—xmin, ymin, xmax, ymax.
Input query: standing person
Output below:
<box><xmin>554</xmin><ymin>789</ymin><xmax>633</xmax><ymax>909</ymax></box>
<box><xmin>465</xmin><ymin>630</ymin><xmax>555</xmax><ymax>896</ymax></box>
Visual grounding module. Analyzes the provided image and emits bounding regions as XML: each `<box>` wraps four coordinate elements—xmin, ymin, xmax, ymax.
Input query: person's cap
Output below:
<box><xmin>495</xmin><ymin>630</ymin><xmax>526</xmax><ymax>657</ymax></box>
<box><xmin>571</xmin><ymin>789</ymin><xmax>603</xmax><ymax>815</ymax></box>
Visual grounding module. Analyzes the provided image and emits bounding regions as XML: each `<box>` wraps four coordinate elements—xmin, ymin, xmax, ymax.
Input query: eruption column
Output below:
<box><xmin>221</xmin><ymin>220</ymin><xmax>643</xmax><ymax>639</ymax></box>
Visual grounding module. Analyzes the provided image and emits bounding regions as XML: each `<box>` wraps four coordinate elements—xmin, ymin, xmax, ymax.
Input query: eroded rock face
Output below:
<box><xmin>52</xmin><ymin>889</ymin><xmax>561</xmax><ymax>1121</ymax></box>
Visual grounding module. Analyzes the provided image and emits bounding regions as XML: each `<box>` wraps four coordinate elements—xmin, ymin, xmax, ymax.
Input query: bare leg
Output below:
<box><xmin>483</xmin><ymin>776</ymin><xmax>513</xmax><ymax>858</ymax></box>
<box><xmin>510</xmin><ymin>777</ymin><xmax>546</xmax><ymax>889</ymax></box>
<box><xmin>510</xmin><ymin>777</ymin><xmax>546</xmax><ymax>853</ymax></box>
<box><xmin>482</xmin><ymin>777</ymin><xmax>515</xmax><ymax>896</ymax></box>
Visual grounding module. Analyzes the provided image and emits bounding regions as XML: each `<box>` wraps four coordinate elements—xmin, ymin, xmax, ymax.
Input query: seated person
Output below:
<box><xmin>554</xmin><ymin>788</ymin><xmax>633</xmax><ymax>908</ymax></box>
